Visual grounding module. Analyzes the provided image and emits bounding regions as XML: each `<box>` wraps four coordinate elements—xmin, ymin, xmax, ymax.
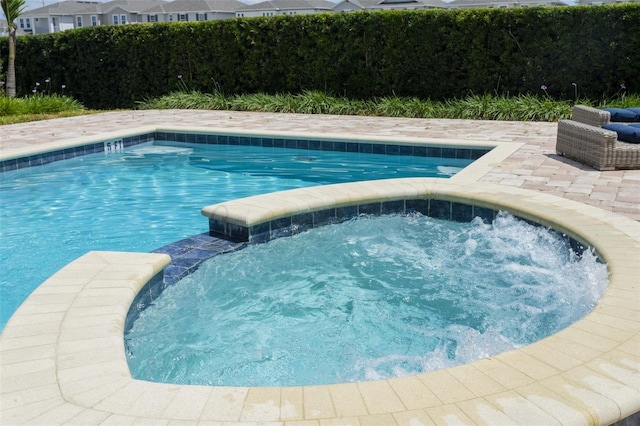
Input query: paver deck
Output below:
<box><xmin>1</xmin><ymin>110</ymin><xmax>639</xmax><ymax>425</ymax></box>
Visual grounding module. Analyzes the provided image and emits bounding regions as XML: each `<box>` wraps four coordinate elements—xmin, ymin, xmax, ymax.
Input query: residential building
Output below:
<box><xmin>333</xmin><ymin>0</ymin><xmax>446</xmax><ymax>13</ymax></box>
<box><xmin>16</xmin><ymin>0</ymin><xmax>638</xmax><ymax>35</ymax></box>
<box><xmin>99</xmin><ymin>0</ymin><xmax>169</xmax><ymax>25</ymax></box>
<box><xmin>577</xmin><ymin>0</ymin><xmax>639</xmax><ymax>4</ymax></box>
<box><xmin>19</xmin><ymin>0</ymin><xmax>167</xmax><ymax>34</ymax></box>
<box><xmin>141</xmin><ymin>0</ymin><xmax>245</xmax><ymax>23</ymax></box>
<box><xmin>19</xmin><ymin>1</ymin><xmax>97</xmax><ymax>34</ymax></box>
<box><xmin>235</xmin><ymin>0</ymin><xmax>335</xmax><ymax>18</ymax></box>
<box><xmin>446</xmin><ymin>0</ymin><xmax>571</xmax><ymax>7</ymax></box>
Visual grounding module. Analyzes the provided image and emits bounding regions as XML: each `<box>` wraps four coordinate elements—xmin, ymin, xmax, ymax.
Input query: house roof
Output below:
<box><xmin>338</xmin><ymin>0</ymin><xmax>446</xmax><ymax>8</ymax></box>
<box><xmin>446</xmin><ymin>0</ymin><xmax>569</xmax><ymax>5</ymax></box>
<box><xmin>23</xmin><ymin>0</ymin><xmax>101</xmax><ymax>16</ymax></box>
<box><xmin>577</xmin><ymin>0</ymin><xmax>633</xmax><ymax>3</ymax></box>
<box><xmin>143</xmin><ymin>0</ymin><xmax>244</xmax><ymax>13</ymax></box>
<box><xmin>21</xmin><ymin>0</ymin><xmax>169</xmax><ymax>16</ymax></box>
<box><xmin>97</xmin><ymin>0</ymin><xmax>169</xmax><ymax>13</ymax></box>
<box><xmin>237</xmin><ymin>0</ymin><xmax>336</xmax><ymax>12</ymax></box>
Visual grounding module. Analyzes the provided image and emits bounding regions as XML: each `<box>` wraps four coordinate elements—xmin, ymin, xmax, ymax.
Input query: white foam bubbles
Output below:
<box><xmin>126</xmin><ymin>212</ymin><xmax>608</xmax><ymax>387</ymax></box>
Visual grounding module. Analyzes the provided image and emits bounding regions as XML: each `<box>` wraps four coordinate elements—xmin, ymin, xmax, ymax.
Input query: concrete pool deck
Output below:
<box><xmin>0</xmin><ymin>110</ymin><xmax>639</xmax><ymax>425</ymax></box>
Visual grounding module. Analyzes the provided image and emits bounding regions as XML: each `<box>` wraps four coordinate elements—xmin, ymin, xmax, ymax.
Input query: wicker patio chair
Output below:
<box><xmin>570</xmin><ymin>105</ymin><xmax>611</xmax><ymax>127</ymax></box>
<box><xmin>555</xmin><ymin>106</ymin><xmax>640</xmax><ymax>170</ymax></box>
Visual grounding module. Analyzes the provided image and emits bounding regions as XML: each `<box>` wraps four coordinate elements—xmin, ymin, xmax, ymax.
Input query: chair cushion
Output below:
<box><xmin>603</xmin><ymin>108</ymin><xmax>640</xmax><ymax>122</ymax></box>
<box><xmin>603</xmin><ymin>123</ymin><xmax>640</xmax><ymax>143</ymax></box>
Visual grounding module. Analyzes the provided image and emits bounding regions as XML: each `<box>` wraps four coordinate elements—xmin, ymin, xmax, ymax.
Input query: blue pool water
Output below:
<box><xmin>125</xmin><ymin>213</ymin><xmax>608</xmax><ymax>387</ymax></box>
<box><xmin>0</xmin><ymin>141</ymin><xmax>471</xmax><ymax>330</ymax></box>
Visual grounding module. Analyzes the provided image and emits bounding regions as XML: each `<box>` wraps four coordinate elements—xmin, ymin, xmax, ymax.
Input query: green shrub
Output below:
<box><xmin>0</xmin><ymin>94</ymin><xmax>84</xmax><ymax>116</ymax></box>
<box><xmin>136</xmin><ymin>91</ymin><xmax>640</xmax><ymax>122</ymax></box>
<box><xmin>3</xmin><ymin>4</ymin><xmax>638</xmax><ymax>109</ymax></box>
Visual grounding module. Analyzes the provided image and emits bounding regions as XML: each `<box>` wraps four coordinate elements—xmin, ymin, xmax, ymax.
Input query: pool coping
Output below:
<box><xmin>1</xmin><ymin>128</ymin><xmax>639</xmax><ymax>425</ymax></box>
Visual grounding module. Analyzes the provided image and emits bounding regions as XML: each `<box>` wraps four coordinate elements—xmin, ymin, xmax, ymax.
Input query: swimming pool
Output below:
<box><xmin>0</xmin><ymin>133</ymin><xmax>483</xmax><ymax>330</ymax></box>
<box><xmin>2</xmin><ymin>113</ymin><xmax>638</xmax><ymax>425</ymax></box>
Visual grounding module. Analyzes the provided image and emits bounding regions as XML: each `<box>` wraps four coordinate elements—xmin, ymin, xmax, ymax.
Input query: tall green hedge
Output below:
<box><xmin>1</xmin><ymin>4</ymin><xmax>638</xmax><ymax>109</ymax></box>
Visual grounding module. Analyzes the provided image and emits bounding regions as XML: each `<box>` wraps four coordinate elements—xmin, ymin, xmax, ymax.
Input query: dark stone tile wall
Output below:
<box><xmin>2</xmin><ymin>131</ymin><xmax>489</xmax><ymax>173</ymax></box>
<box><xmin>0</xmin><ymin>133</ymin><xmax>156</xmax><ymax>172</ymax></box>
<box><xmin>153</xmin><ymin>132</ymin><xmax>489</xmax><ymax>160</ymax></box>
<box><xmin>208</xmin><ymin>198</ymin><xmax>500</xmax><ymax>244</ymax></box>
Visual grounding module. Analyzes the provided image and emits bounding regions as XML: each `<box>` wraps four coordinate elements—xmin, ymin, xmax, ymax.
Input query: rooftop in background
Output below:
<box><xmin>16</xmin><ymin>0</ymin><xmax>634</xmax><ymax>35</ymax></box>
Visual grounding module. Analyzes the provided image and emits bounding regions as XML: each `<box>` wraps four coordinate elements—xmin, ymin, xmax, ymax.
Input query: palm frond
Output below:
<box><xmin>1</xmin><ymin>0</ymin><xmax>28</xmax><ymax>28</ymax></box>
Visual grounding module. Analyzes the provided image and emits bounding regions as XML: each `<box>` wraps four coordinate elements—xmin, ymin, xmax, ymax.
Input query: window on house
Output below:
<box><xmin>196</xmin><ymin>13</ymin><xmax>207</xmax><ymax>21</ymax></box>
<box><xmin>19</xmin><ymin>18</ymin><xmax>25</xmax><ymax>29</ymax></box>
<box><xmin>178</xmin><ymin>14</ymin><xmax>188</xmax><ymax>21</ymax></box>
<box><xmin>76</xmin><ymin>16</ymin><xmax>82</xmax><ymax>27</ymax></box>
<box><xmin>148</xmin><ymin>15</ymin><xmax>157</xmax><ymax>22</ymax></box>
<box><xmin>113</xmin><ymin>15</ymin><xmax>119</xmax><ymax>24</ymax></box>
<box><xmin>121</xmin><ymin>15</ymin><xmax>127</xmax><ymax>24</ymax></box>
<box><xmin>91</xmin><ymin>15</ymin><xmax>97</xmax><ymax>26</ymax></box>
<box><xmin>169</xmin><ymin>15</ymin><xmax>173</xmax><ymax>21</ymax></box>
<box><xmin>26</xmin><ymin>18</ymin><xmax>31</xmax><ymax>29</ymax></box>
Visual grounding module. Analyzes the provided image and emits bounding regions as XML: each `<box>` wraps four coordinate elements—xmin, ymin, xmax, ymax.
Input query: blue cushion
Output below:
<box><xmin>603</xmin><ymin>123</ymin><xmax>640</xmax><ymax>143</ymax></box>
<box><xmin>628</xmin><ymin>123</ymin><xmax>640</xmax><ymax>129</ymax></box>
<box><xmin>603</xmin><ymin>108</ymin><xmax>640</xmax><ymax>122</ymax></box>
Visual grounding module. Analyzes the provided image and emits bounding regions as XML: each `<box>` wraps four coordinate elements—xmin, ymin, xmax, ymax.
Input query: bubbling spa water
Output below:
<box><xmin>125</xmin><ymin>212</ymin><xmax>607</xmax><ymax>387</ymax></box>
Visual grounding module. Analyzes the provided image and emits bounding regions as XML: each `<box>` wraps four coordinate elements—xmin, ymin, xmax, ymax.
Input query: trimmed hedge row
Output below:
<box><xmin>2</xmin><ymin>4</ymin><xmax>638</xmax><ymax>109</ymax></box>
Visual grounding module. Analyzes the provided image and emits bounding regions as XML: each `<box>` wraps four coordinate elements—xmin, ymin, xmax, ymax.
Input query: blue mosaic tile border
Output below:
<box><xmin>151</xmin><ymin>233</ymin><xmax>246</xmax><ymax>285</ymax></box>
<box><xmin>153</xmin><ymin>131</ymin><xmax>490</xmax><ymax>160</ymax></box>
<box><xmin>0</xmin><ymin>132</ymin><xmax>156</xmax><ymax>172</ymax></box>
<box><xmin>125</xmin><ymin>232</ymin><xmax>246</xmax><ymax>332</ymax></box>
<box><xmin>209</xmin><ymin>199</ymin><xmax>498</xmax><ymax>243</ymax></box>
<box><xmin>209</xmin><ymin>198</ymin><xmax>588</xmax><ymax>255</ymax></box>
<box><xmin>2</xmin><ymin>131</ymin><xmax>491</xmax><ymax>173</ymax></box>
<box><xmin>0</xmin><ymin>142</ymin><xmax>104</xmax><ymax>172</ymax></box>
